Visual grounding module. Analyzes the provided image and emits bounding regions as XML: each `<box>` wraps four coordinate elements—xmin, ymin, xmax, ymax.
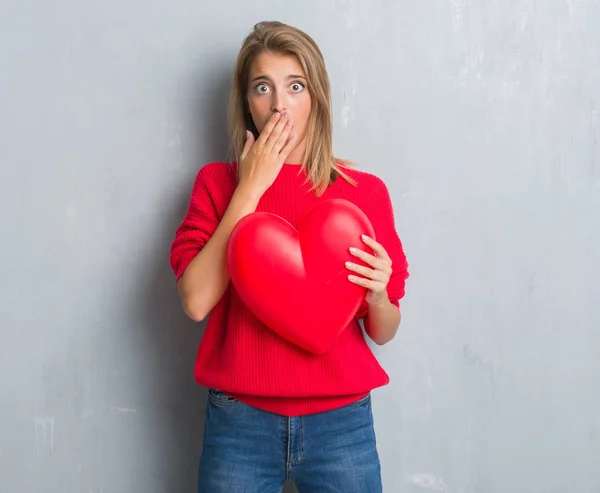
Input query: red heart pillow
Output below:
<box><xmin>227</xmin><ymin>198</ymin><xmax>375</xmax><ymax>354</ymax></box>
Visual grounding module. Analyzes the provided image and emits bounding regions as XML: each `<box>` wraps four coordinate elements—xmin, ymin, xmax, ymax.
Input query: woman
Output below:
<box><xmin>170</xmin><ymin>20</ymin><xmax>409</xmax><ymax>493</ymax></box>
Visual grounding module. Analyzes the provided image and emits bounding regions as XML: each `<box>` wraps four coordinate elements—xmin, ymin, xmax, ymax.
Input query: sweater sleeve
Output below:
<box><xmin>355</xmin><ymin>177</ymin><xmax>409</xmax><ymax>319</ymax></box>
<box><xmin>169</xmin><ymin>166</ymin><xmax>221</xmax><ymax>282</ymax></box>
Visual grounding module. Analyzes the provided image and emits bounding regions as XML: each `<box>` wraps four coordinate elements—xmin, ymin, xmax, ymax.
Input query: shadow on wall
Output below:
<box><xmin>136</xmin><ymin>64</ymin><xmax>231</xmax><ymax>492</ymax></box>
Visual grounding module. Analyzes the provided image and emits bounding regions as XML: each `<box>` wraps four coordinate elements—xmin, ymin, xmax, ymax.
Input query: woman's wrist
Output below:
<box><xmin>366</xmin><ymin>295</ymin><xmax>391</xmax><ymax>309</ymax></box>
<box><xmin>234</xmin><ymin>182</ymin><xmax>263</xmax><ymax>206</ymax></box>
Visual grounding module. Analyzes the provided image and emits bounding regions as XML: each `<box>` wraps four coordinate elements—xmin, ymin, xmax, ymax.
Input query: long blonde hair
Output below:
<box><xmin>227</xmin><ymin>21</ymin><xmax>355</xmax><ymax>195</ymax></box>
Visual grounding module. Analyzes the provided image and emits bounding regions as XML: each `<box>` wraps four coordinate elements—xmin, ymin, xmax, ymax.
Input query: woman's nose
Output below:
<box><xmin>271</xmin><ymin>92</ymin><xmax>286</xmax><ymax>114</ymax></box>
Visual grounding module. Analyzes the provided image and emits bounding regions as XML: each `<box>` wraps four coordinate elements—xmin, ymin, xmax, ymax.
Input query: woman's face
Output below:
<box><xmin>246</xmin><ymin>51</ymin><xmax>312</xmax><ymax>149</ymax></box>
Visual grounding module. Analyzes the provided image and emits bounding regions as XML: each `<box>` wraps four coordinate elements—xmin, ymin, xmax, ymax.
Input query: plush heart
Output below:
<box><xmin>227</xmin><ymin>198</ymin><xmax>375</xmax><ymax>354</ymax></box>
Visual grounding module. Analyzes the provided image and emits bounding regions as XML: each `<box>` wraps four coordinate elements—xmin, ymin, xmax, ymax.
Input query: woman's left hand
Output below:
<box><xmin>346</xmin><ymin>235</ymin><xmax>393</xmax><ymax>306</ymax></box>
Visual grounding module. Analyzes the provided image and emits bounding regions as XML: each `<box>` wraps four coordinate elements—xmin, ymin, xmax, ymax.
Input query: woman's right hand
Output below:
<box><xmin>237</xmin><ymin>111</ymin><xmax>297</xmax><ymax>199</ymax></box>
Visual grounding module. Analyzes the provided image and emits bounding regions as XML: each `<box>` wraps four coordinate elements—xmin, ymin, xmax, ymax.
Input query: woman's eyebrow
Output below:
<box><xmin>251</xmin><ymin>74</ymin><xmax>306</xmax><ymax>83</ymax></box>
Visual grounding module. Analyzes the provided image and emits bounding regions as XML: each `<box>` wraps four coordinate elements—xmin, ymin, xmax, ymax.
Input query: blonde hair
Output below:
<box><xmin>227</xmin><ymin>21</ymin><xmax>355</xmax><ymax>195</ymax></box>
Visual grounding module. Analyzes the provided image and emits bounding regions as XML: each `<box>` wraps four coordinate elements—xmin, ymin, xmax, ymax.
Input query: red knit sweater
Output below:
<box><xmin>170</xmin><ymin>162</ymin><xmax>409</xmax><ymax>416</ymax></box>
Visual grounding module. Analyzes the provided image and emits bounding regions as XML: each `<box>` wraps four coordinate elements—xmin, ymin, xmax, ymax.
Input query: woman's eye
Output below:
<box><xmin>256</xmin><ymin>84</ymin><xmax>270</xmax><ymax>93</ymax></box>
<box><xmin>290</xmin><ymin>82</ymin><xmax>305</xmax><ymax>92</ymax></box>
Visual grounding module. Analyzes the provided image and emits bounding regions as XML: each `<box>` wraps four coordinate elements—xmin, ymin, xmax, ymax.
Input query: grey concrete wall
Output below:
<box><xmin>1</xmin><ymin>1</ymin><xmax>599</xmax><ymax>492</ymax></box>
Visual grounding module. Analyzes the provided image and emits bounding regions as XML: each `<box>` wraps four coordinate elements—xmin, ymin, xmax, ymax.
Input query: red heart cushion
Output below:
<box><xmin>227</xmin><ymin>198</ymin><xmax>376</xmax><ymax>354</ymax></box>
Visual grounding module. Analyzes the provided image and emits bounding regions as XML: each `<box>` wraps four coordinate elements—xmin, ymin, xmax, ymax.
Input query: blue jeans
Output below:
<box><xmin>198</xmin><ymin>389</ymin><xmax>382</xmax><ymax>493</ymax></box>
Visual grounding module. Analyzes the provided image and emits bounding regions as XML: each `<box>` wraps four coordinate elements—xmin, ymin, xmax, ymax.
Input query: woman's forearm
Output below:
<box><xmin>177</xmin><ymin>187</ymin><xmax>260</xmax><ymax>322</ymax></box>
<box><xmin>364</xmin><ymin>299</ymin><xmax>401</xmax><ymax>345</ymax></box>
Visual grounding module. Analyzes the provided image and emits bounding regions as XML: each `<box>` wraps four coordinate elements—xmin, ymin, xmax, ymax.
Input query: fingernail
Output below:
<box><xmin>349</xmin><ymin>247</ymin><xmax>357</xmax><ymax>253</ymax></box>
<box><xmin>274</xmin><ymin>112</ymin><xmax>281</xmax><ymax>119</ymax></box>
<box><xmin>362</xmin><ymin>235</ymin><xmax>369</xmax><ymax>240</ymax></box>
<box><xmin>345</xmin><ymin>261</ymin><xmax>352</xmax><ymax>267</ymax></box>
